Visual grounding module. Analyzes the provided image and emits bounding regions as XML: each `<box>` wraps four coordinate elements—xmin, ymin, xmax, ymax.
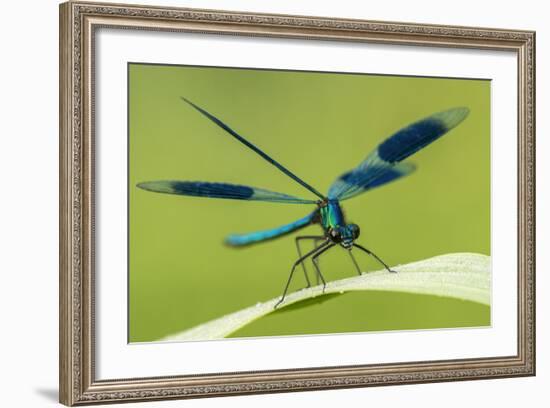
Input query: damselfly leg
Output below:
<box><xmin>353</xmin><ymin>243</ymin><xmax>397</xmax><ymax>273</ymax></box>
<box><xmin>347</xmin><ymin>249</ymin><xmax>362</xmax><ymax>276</ymax></box>
<box><xmin>311</xmin><ymin>243</ymin><xmax>335</xmax><ymax>290</ymax></box>
<box><xmin>312</xmin><ymin>238</ymin><xmax>326</xmax><ymax>284</ymax></box>
<box><xmin>295</xmin><ymin>235</ymin><xmax>325</xmax><ymax>288</ymax></box>
<box><xmin>275</xmin><ymin>240</ymin><xmax>330</xmax><ymax>309</ymax></box>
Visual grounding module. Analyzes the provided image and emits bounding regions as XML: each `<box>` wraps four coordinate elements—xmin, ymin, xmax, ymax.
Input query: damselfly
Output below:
<box><xmin>138</xmin><ymin>98</ymin><xmax>469</xmax><ymax>307</ymax></box>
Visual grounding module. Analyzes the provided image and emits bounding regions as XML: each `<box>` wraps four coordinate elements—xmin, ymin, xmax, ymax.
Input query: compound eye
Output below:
<box><xmin>351</xmin><ymin>225</ymin><xmax>360</xmax><ymax>238</ymax></box>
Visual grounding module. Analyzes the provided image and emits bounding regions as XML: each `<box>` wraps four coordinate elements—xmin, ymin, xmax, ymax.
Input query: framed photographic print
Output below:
<box><xmin>59</xmin><ymin>1</ymin><xmax>535</xmax><ymax>405</ymax></box>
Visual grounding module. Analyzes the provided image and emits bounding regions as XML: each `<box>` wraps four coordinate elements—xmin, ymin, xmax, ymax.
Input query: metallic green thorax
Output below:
<box><xmin>320</xmin><ymin>200</ymin><xmax>347</xmax><ymax>231</ymax></box>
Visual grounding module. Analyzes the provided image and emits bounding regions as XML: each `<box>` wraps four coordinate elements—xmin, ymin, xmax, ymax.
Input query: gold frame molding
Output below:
<box><xmin>59</xmin><ymin>1</ymin><xmax>536</xmax><ymax>405</ymax></box>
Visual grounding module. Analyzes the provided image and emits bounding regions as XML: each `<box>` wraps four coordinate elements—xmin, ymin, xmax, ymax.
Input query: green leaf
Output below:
<box><xmin>160</xmin><ymin>252</ymin><xmax>490</xmax><ymax>342</ymax></box>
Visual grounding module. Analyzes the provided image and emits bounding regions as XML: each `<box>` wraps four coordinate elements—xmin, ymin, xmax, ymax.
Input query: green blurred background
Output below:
<box><xmin>128</xmin><ymin>63</ymin><xmax>490</xmax><ymax>343</ymax></box>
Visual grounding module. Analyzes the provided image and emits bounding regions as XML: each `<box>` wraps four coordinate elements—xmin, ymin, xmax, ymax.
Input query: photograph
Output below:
<box><xmin>128</xmin><ymin>63</ymin><xmax>491</xmax><ymax>343</ymax></box>
<box><xmin>57</xmin><ymin>1</ymin><xmax>535</xmax><ymax>405</ymax></box>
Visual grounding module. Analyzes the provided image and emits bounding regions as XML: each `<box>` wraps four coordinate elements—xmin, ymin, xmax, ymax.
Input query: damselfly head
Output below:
<box><xmin>329</xmin><ymin>224</ymin><xmax>360</xmax><ymax>248</ymax></box>
<box><xmin>347</xmin><ymin>224</ymin><xmax>360</xmax><ymax>239</ymax></box>
<box><xmin>341</xmin><ymin>224</ymin><xmax>360</xmax><ymax>249</ymax></box>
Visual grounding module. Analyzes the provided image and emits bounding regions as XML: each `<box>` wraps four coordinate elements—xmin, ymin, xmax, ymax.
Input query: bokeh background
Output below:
<box><xmin>128</xmin><ymin>63</ymin><xmax>490</xmax><ymax>342</ymax></box>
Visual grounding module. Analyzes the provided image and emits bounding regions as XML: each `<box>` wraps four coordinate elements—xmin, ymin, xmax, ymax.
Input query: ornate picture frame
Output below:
<box><xmin>59</xmin><ymin>1</ymin><xmax>535</xmax><ymax>405</ymax></box>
